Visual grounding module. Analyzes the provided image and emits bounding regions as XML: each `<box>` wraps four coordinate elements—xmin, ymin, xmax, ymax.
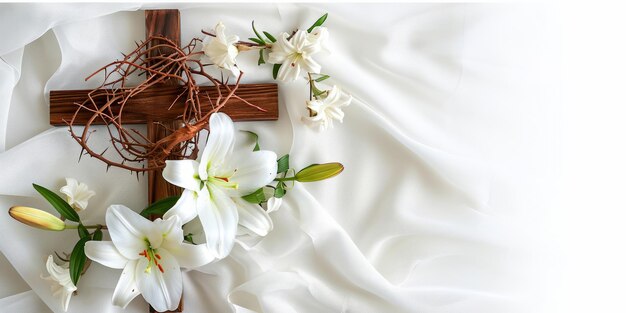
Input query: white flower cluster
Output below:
<box><xmin>201</xmin><ymin>15</ymin><xmax>351</xmax><ymax>131</ymax></box>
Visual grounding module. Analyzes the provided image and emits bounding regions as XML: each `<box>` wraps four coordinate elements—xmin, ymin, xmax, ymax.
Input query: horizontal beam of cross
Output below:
<box><xmin>49</xmin><ymin>84</ymin><xmax>278</xmax><ymax>126</ymax></box>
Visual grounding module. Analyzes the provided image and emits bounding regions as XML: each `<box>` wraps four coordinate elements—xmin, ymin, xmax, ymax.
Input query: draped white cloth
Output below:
<box><xmin>0</xmin><ymin>3</ymin><xmax>558</xmax><ymax>313</ymax></box>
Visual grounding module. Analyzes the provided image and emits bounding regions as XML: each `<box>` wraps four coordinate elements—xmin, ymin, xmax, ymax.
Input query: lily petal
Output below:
<box><xmin>155</xmin><ymin>214</ymin><xmax>184</xmax><ymax>246</ymax></box>
<box><xmin>291</xmin><ymin>30</ymin><xmax>307</xmax><ymax>51</ymax></box>
<box><xmin>229</xmin><ymin>150</ymin><xmax>278</xmax><ymax>194</ymax></box>
<box><xmin>112</xmin><ymin>261</ymin><xmax>140</xmax><ymax>308</ymax></box>
<box><xmin>163</xmin><ymin>189</ymin><xmax>199</xmax><ymax>225</ymax></box>
<box><xmin>165</xmin><ymin>242</ymin><xmax>214</xmax><ymax>268</ymax></box>
<box><xmin>182</xmin><ymin>217</ymin><xmax>206</xmax><ymax>245</ymax></box>
<box><xmin>106</xmin><ymin>205</ymin><xmax>161</xmax><ymax>260</ymax></box>
<box><xmin>135</xmin><ymin>249</ymin><xmax>182</xmax><ymax>312</ymax></box>
<box><xmin>266</xmin><ymin>197</ymin><xmax>283</xmax><ymax>213</ymax></box>
<box><xmin>277</xmin><ymin>57</ymin><xmax>301</xmax><ymax>82</ymax></box>
<box><xmin>300</xmin><ymin>56</ymin><xmax>321</xmax><ymax>74</ymax></box>
<box><xmin>84</xmin><ymin>241</ymin><xmax>128</xmax><ymax>269</ymax></box>
<box><xmin>198</xmin><ymin>185</ymin><xmax>238</xmax><ymax>258</ymax></box>
<box><xmin>162</xmin><ymin>160</ymin><xmax>201</xmax><ymax>192</ymax></box>
<box><xmin>233</xmin><ymin>197</ymin><xmax>273</xmax><ymax>236</ymax></box>
<box><xmin>199</xmin><ymin>113</ymin><xmax>235</xmax><ymax>180</ymax></box>
<box><xmin>235</xmin><ymin>227</ymin><xmax>266</xmax><ymax>250</ymax></box>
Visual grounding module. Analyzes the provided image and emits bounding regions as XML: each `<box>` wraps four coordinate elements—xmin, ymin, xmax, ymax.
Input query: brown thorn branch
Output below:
<box><xmin>68</xmin><ymin>35</ymin><xmax>252</xmax><ymax>172</ymax></box>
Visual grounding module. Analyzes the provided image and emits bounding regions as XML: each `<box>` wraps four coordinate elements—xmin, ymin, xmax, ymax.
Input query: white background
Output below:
<box><xmin>555</xmin><ymin>1</ymin><xmax>626</xmax><ymax>312</ymax></box>
<box><xmin>0</xmin><ymin>1</ymin><xmax>626</xmax><ymax>313</ymax></box>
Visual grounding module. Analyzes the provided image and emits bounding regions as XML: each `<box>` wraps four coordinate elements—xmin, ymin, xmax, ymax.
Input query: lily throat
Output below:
<box><xmin>139</xmin><ymin>242</ymin><xmax>164</xmax><ymax>273</ymax></box>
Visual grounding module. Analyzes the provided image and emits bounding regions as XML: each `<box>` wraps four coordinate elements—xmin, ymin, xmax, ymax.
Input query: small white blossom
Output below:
<box><xmin>303</xmin><ymin>85</ymin><xmax>352</xmax><ymax>131</ymax></box>
<box><xmin>307</xmin><ymin>26</ymin><xmax>330</xmax><ymax>53</ymax></box>
<box><xmin>41</xmin><ymin>255</ymin><xmax>77</xmax><ymax>312</ymax></box>
<box><xmin>202</xmin><ymin>22</ymin><xmax>240</xmax><ymax>77</ymax></box>
<box><xmin>268</xmin><ymin>30</ymin><xmax>321</xmax><ymax>82</ymax></box>
<box><xmin>266</xmin><ymin>197</ymin><xmax>282</xmax><ymax>213</ymax></box>
<box><xmin>59</xmin><ymin>178</ymin><xmax>95</xmax><ymax>212</ymax></box>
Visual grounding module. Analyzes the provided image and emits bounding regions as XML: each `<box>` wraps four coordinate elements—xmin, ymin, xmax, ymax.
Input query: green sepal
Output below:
<box><xmin>183</xmin><ymin>234</ymin><xmax>195</xmax><ymax>245</ymax></box>
<box><xmin>32</xmin><ymin>183</ymin><xmax>80</xmax><ymax>222</ymax></box>
<box><xmin>274</xmin><ymin>182</ymin><xmax>286</xmax><ymax>198</ymax></box>
<box><xmin>77</xmin><ymin>224</ymin><xmax>90</xmax><ymax>239</ymax></box>
<box><xmin>277</xmin><ymin>154</ymin><xmax>290</xmax><ymax>173</ymax></box>
<box><xmin>258</xmin><ymin>49</ymin><xmax>266</xmax><ymax>65</ymax></box>
<box><xmin>140</xmin><ymin>196</ymin><xmax>180</xmax><ymax>218</ymax></box>
<box><xmin>69</xmin><ymin>236</ymin><xmax>90</xmax><ymax>285</ymax></box>
<box><xmin>315</xmin><ymin>74</ymin><xmax>331</xmax><ymax>82</ymax></box>
<box><xmin>307</xmin><ymin>13</ymin><xmax>328</xmax><ymax>33</ymax></box>
<box><xmin>93</xmin><ymin>228</ymin><xmax>103</xmax><ymax>241</ymax></box>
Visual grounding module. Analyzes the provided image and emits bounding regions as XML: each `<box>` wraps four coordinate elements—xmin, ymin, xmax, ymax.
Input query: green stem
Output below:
<box><xmin>307</xmin><ymin>72</ymin><xmax>313</xmax><ymax>101</ymax></box>
<box><xmin>274</xmin><ymin>177</ymin><xmax>297</xmax><ymax>182</ymax></box>
<box><xmin>65</xmin><ymin>224</ymin><xmax>107</xmax><ymax>230</ymax></box>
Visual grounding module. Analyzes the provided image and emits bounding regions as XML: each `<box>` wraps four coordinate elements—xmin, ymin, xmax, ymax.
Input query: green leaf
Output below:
<box><xmin>69</xmin><ymin>236</ymin><xmax>90</xmax><ymax>285</ymax></box>
<box><xmin>241</xmin><ymin>130</ymin><xmax>260</xmax><ymax>151</ymax></box>
<box><xmin>315</xmin><ymin>75</ymin><xmax>331</xmax><ymax>82</ymax></box>
<box><xmin>243</xmin><ymin>187</ymin><xmax>274</xmax><ymax>204</ymax></box>
<box><xmin>272</xmin><ymin>64</ymin><xmax>281</xmax><ymax>80</ymax></box>
<box><xmin>140</xmin><ymin>196</ymin><xmax>180</xmax><ymax>218</ymax></box>
<box><xmin>263</xmin><ymin>31</ymin><xmax>277</xmax><ymax>43</ymax></box>
<box><xmin>307</xmin><ymin>13</ymin><xmax>328</xmax><ymax>33</ymax></box>
<box><xmin>242</xmin><ymin>187</ymin><xmax>267</xmax><ymax>204</ymax></box>
<box><xmin>274</xmin><ymin>182</ymin><xmax>286</xmax><ymax>198</ymax></box>
<box><xmin>93</xmin><ymin>228</ymin><xmax>103</xmax><ymax>241</ymax></box>
<box><xmin>252</xmin><ymin>21</ymin><xmax>264</xmax><ymax>41</ymax></box>
<box><xmin>32</xmin><ymin>183</ymin><xmax>80</xmax><ymax>223</ymax></box>
<box><xmin>248</xmin><ymin>37</ymin><xmax>265</xmax><ymax>45</ymax></box>
<box><xmin>77</xmin><ymin>224</ymin><xmax>90</xmax><ymax>239</ymax></box>
<box><xmin>258</xmin><ymin>49</ymin><xmax>266</xmax><ymax>66</ymax></box>
<box><xmin>277</xmin><ymin>154</ymin><xmax>290</xmax><ymax>173</ymax></box>
<box><xmin>313</xmin><ymin>87</ymin><xmax>327</xmax><ymax>97</ymax></box>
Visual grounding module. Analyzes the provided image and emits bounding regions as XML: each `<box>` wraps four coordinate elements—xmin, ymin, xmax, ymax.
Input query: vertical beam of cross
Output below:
<box><xmin>145</xmin><ymin>10</ymin><xmax>184</xmax><ymax>209</ymax></box>
<box><xmin>145</xmin><ymin>10</ymin><xmax>185</xmax><ymax>313</ymax></box>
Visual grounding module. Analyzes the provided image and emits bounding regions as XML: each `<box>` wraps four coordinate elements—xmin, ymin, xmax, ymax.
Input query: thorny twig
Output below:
<box><xmin>68</xmin><ymin>36</ymin><xmax>260</xmax><ymax>173</ymax></box>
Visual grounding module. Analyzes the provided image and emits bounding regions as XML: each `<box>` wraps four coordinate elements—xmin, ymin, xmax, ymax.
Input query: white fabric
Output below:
<box><xmin>0</xmin><ymin>3</ymin><xmax>558</xmax><ymax>313</ymax></box>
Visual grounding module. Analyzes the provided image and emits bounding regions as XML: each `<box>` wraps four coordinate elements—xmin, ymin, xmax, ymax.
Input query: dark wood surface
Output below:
<box><xmin>49</xmin><ymin>84</ymin><xmax>279</xmax><ymax>125</ymax></box>
<box><xmin>146</xmin><ymin>10</ymin><xmax>185</xmax><ymax>313</ymax></box>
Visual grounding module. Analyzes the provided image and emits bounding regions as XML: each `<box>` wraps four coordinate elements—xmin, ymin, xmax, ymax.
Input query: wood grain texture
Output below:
<box><xmin>49</xmin><ymin>84</ymin><xmax>279</xmax><ymax>125</ymax></box>
<box><xmin>145</xmin><ymin>9</ymin><xmax>180</xmax><ymax>87</ymax></box>
<box><xmin>146</xmin><ymin>10</ymin><xmax>183</xmax><ymax>313</ymax></box>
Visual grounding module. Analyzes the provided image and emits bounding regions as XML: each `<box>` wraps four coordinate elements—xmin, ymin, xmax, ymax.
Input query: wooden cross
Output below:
<box><xmin>48</xmin><ymin>9</ymin><xmax>278</xmax><ymax>313</ymax></box>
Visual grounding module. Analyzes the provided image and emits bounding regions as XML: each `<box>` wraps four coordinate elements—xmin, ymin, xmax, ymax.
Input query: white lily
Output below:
<box><xmin>162</xmin><ymin>112</ymin><xmax>277</xmax><ymax>258</ymax></box>
<box><xmin>268</xmin><ymin>30</ymin><xmax>321</xmax><ymax>82</ymax></box>
<box><xmin>84</xmin><ymin>205</ymin><xmax>213</xmax><ymax>312</ymax></box>
<box><xmin>307</xmin><ymin>26</ymin><xmax>330</xmax><ymax>53</ymax></box>
<box><xmin>303</xmin><ymin>85</ymin><xmax>352</xmax><ymax>131</ymax></box>
<box><xmin>41</xmin><ymin>255</ymin><xmax>77</xmax><ymax>312</ymax></box>
<box><xmin>59</xmin><ymin>178</ymin><xmax>95</xmax><ymax>211</ymax></box>
<box><xmin>202</xmin><ymin>22</ymin><xmax>240</xmax><ymax>77</ymax></box>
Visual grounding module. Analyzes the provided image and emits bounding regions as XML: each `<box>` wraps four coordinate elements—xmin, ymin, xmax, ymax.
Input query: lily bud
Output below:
<box><xmin>8</xmin><ymin>206</ymin><xmax>66</xmax><ymax>231</ymax></box>
<box><xmin>295</xmin><ymin>163</ymin><xmax>344</xmax><ymax>182</ymax></box>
